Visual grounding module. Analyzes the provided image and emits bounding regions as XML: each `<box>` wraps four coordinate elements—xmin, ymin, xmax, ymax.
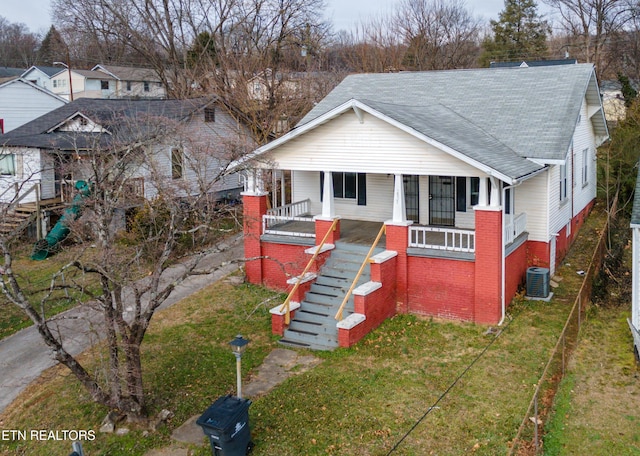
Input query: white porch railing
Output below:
<box><xmin>267</xmin><ymin>198</ymin><xmax>310</xmax><ymax>218</ymax></box>
<box><xmin>263</xmin><ymin>199</ymin><xmax>314</xmax><ymax>238</ymax></box>
<box><xmin>504</xmin><ymin>213</ymin><xmax>527</xmax><ymax>245</ymax></box>
<box><xmin>409</xmin><ymin>226</ymin><xmax>475</xmax><ymax>253</ymax></box>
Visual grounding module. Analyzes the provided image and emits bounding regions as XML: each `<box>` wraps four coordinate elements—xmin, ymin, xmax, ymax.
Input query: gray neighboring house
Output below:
<box><xmin>92</xmin><ymin>64</ymin><xmax>166</xmax><ymax>99</ymax></box>
<box><xmin>0</xmin><ymin>97</ymin><xmax>253</xmax><ymax>235</ymax></box>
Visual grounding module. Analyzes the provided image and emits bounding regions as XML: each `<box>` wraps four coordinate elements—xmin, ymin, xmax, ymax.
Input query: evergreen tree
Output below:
<box><xmin>37</xmin><ymin>25</ymin><xmax>68</xmax><ymax>66</ymax></box>
<box><xmin>479</xmin><ymin>0</ymin><xmax>550</xmax><ymax>66</ymax></box>
<box><xmin>187</xmin><ymin>31</ymin><xmax>218</xmax><ymax>69</ymax></box>
<box><xmin>618</xmin><ymin>73</ymin><xmax>637</xmax><ymax>108</ymax></box>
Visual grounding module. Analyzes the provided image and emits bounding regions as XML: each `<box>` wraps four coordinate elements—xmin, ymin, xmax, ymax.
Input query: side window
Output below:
<box><xmin>559</xmin><ymin>163</ymin><xmax>567</xmax><ymax>202</ymax></box>
<box><xmin>171</xmin><ymin>148</ymin><xmax>183</xmax><ymax>179</ymax></box>
<box><xmin>0</xmin><ymin>154</ymin><xmax>16</xmax><ymax>175</ymax></box>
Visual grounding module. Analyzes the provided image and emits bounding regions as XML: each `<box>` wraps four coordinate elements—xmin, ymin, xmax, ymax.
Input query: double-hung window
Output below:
<box><xmin>582</xmin><ymin>148</ymin><xmax>589</xmax><ymax>186</ymax></box>
<box><xmin>0</xmin><ymin>154</ymin><xmax>16</xmax><ymax>176</ymax></box>
<box><xmin>559</xmin><ymin>163</ymin><xmax>568</xmax><ymax>202</ymax></box>
<box><xmin>171</xmin><ymin>148</ymin><xmax>183</xmax><ymax>179</ymax></box>
<box><xmin>320</xmin><ymin>172</ymin><xmax>367</xmax><ymax>206</ymax></box>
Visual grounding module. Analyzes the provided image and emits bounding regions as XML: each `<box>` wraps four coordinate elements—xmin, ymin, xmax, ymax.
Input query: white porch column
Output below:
<box><xmin>478</xmin><ymin>177</ymin><xmax>489</xmax><ymax>206</ymax></box>
<box><xmin>322</xmin><ymin>171</ymin><xmax>335</xmax><ymax>218</ymax></box>
<box><xmin>489</xmin><ymin>176</ymin><xmax>500</xmax><ymax>207</ymax></box>
<box><xmin>243</xmin><ymin>169</ymin><xmax>267</xmax><ymax>196</ymax></box>
<box><xmin>392</xmin><ymin>174</ymin><xmax>407</xmax><ymax>224</ymax></box>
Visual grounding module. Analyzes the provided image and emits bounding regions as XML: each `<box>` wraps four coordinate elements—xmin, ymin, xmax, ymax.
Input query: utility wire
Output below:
<box><xmin>385</xmin><ymin>313</ymin><xmax>518</xmax><ymax>455</ymax></box>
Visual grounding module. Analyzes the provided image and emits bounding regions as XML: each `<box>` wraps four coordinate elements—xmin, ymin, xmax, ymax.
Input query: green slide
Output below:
<box><xmin>31</xmin><ymin>180</ymin><xmax>91</xmax><ymax>261</ymax></box>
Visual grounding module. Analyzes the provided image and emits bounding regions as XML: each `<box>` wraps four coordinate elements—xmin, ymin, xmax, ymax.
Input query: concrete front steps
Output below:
<box><xmin>278</xmin><ymin>241</ymin><xmax>384</xmax><ymax>350</ymax></box>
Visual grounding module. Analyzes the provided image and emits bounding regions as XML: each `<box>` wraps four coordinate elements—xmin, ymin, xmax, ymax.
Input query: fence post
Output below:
<box><xmin>534</xmin><ymin>391</ymin><xmax>539</xmax><ymax>454</ymax></box>
<box><xmin>562</xmin><ymin>333</ymin><xmax>566</xmax><ymax>375</ymax></box>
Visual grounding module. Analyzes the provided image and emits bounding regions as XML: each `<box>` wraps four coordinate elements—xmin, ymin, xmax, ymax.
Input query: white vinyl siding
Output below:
<box><xmin>572</xmin><ymin>100</ymin><xmax>598</xmax><ymax>216</ymax></box>
<box><xmin>515</xmin><ymin>170</ymin><xmax>548</xmax><ymax>242</ymax></box>
<box><xmin>293</xmin><ymin>171</ymin><xmax>394</xmax><ymax>222</ymax></box>
<box><xmin>0</xmin><ymin>80</ymin><xmax>66</xmax><ymax>132</ymax></box>
<box><xmin>271</xmin><ymin>111</ymin><xmax>486</xmax><ymax>177</ymax></box>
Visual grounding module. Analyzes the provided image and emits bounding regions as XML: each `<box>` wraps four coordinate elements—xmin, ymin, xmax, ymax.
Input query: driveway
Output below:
<box><xmin>0</xmin><ymin>236</ymin><xmax>244</xmax><ymax>414</ymax></box>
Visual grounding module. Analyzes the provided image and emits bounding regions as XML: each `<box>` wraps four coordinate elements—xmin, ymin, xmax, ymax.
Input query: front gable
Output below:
<box><xmin>48</xmin><ymin>112</ymin><xmax>108</xmax><ymax>134</ymax></box>
<box><xmin>269</xmin><ymin>107</ymin><xmax>486</xmax><ymax>178</ymax></box>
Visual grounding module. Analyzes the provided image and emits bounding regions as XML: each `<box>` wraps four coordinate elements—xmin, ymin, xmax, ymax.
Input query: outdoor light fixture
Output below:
<box><xmin>229</xmin><ymin>335</ymin><xmax>249</xmax><ymax>398</ymax></box>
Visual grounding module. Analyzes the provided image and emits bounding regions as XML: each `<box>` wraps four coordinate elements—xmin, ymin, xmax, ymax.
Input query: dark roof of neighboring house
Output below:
<box><xmin>93</xmin><ymin>65</ymin><xmax>162</xmax><ymax>83</ymax></box>
<box><xmin>489</xmin><ymin>59</ymin><xmax>578</xmax><ymax>68</ymax></box>
<box><xmin>0</xmin><ymin>97</ymin><xmax>213</xmax><ymax>150</ymax></box>
<box><xmin>22</xmin><ymin>66</ymin><xmax>65</xmax><ymax>77</ymax></box>
<box><xmin>0</xmin><ymin>67</ymin><xmax>25</xmax><ymax>78</ymax></box>
<box><xmin>299</xmin><ymin>64</ymin><xmax>607</xmax><ymax>176</ymax></box>
<box><xmin>71</xmin><ymin>69</ymin><xmax>116</xmax><ymax>80</ymax></box>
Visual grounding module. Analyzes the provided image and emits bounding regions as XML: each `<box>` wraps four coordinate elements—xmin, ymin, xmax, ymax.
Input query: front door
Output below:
<box><xmin>404</xmin><ymin>175</ymin><xmax>420</xmax><ymax>223</ymax></box>
<box><xmin>429</xmin><ymin>176</ymin><xmax>455</xmax><ymax>226</ymax></box>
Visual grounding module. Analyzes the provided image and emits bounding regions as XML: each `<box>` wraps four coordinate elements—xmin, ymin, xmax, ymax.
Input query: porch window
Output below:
<box><xmin>144</xmin><ymin>81</ymin><xmax>150</xmax><ymax>92</ymax></box>
<box><xmin>100</xmin><ymin>80</ymin><xmax>109</xmax><ymax>90</ymax></box>
<box><xmin>0</xmin><ymin>154</ymin><xmax>15</xmax><ymax>176</ymax></box>
<box><xmin>455</xmin><ymin>177</ymin><xmax>480</xmax><ymax>212</ymax></box>
<box><xmin>320</xmin><ymin>172</ymin><xmax>367</xmax><ymax>205</ymax></box>
<box><xmin>171</xmin><ymin>148</ymin><xmax>183</xmax><ymax>179</ymax></box>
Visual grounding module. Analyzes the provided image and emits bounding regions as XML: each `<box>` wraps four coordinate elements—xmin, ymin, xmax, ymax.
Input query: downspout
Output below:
<box><xmin>499</xmin><ymin>180</ymin><xmax>521</xmax><ymax>326</ymax></box>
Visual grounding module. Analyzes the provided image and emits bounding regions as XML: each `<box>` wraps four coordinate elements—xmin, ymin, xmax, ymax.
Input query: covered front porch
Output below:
<box><xmin>255</xmin><ymin>170</ymin><xmax>527</xmax><ymax>255</ymax></box>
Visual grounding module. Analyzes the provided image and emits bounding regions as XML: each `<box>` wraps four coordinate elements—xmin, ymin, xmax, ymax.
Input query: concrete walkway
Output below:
<box><xmin>0</xmin><ymin>235</ymin><xmax>244</xmax><ymax>414</ymax></box>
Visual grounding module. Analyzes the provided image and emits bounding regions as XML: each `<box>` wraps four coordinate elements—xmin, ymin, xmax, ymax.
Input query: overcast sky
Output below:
<box><xmin>4</xmin><ymin>0</ymin><xmax>552</xmax><ymax>36</ymax></box>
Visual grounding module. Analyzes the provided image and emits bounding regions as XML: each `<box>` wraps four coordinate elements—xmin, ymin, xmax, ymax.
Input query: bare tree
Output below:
<box><xmin>544</xmin><ymin>0</ymin><xmax>631</xmax><ymax>78</ymax></box>
<box><xmin>0</xmin><ymin>102</ymin><xmax>252</xmax><ymax>421</ymax></box>
<box><xmin>393</xmin><ymin>0</ymin><xmax>481</xmax><ymax>70</ymax></box>
<box><xmin>0</xmin><ymin>16</ymin><xmax>40</xmax><ymax>67</ymax></box>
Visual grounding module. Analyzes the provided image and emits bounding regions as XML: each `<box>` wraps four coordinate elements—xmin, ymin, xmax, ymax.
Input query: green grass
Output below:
<box><xmin>0</xmin><ymin>204</ymin><xmax>610</xmax><ymax>456</ymax></box>
<box><xmin>0</xmin><ymin>244</ymin><xmax>97</xmax><ymax>339</ymax></box>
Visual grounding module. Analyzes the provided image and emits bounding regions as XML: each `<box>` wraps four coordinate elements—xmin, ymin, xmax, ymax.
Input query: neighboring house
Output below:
<box><xmin>238</xmin><ymin>63</ymin><xmax>608</xmax><ymax>350</ymax></box>
<box><xmin>49</xmin><ymin>69</ymin><xmax>117</xmax><ymax>100</ymax></box>
<box><xmin>600</xmin><ymin>80</ymin><xmax>637</xmax><ymax>123</ymax></box>
<box><xmin>0</xmin><ymin>78</ymin><xmax>67</xmax><ymax>133</ymax></box>
<box><xmin>0</xmin><ymin>97</ymin><xmax>252</xmax><ymax>235</ymax></box>
<box><xmin>0</xmin><ymin>67</ymin><xmax>25</xmax><ymax>80</ymax></box>
<box><xmin>489</xmin><ymin>59</ymin><xmax>578</xmax><ymax>68</ymax></box>
<box><xmin>21</xmin><ymin>66</ymin><xmax>64</xmax><ymax>92</ymax></box>
<box><xmin>630</xmin><ymin>170</ymin><xmax>640</xmax><ymax>359</ymax></box>
<box><xmin>91</xmin><ymin>64</ymin><xmax>166</xmax><ymax>99</ymax></box>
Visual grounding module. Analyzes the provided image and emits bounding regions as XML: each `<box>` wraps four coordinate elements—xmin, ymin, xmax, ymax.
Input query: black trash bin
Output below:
<box><xmin>197</xmin><ymin>395</ymin><xmax>252</xmax><ymax>456</ymax></box>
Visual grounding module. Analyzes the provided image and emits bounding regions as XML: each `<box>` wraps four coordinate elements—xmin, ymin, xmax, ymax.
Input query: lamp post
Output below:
<box><xmin>229</xmin><ymin>335</ymin><xmax>249</xmax><ymax>398</ymax></box>
<box><xmin>53</xmin><ymin>58</ymin><xmax>74</xmax><ymax>101</ymax></box>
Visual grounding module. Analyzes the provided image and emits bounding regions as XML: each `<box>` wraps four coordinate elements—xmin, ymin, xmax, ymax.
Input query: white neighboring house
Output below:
<box><xmin>0</xmin><ymin>78</ymin><xmax>67</xmax><ymax>133</ymax></box>
<box><xmin>91</xmin><ymin>65</ymin><xmax>166</xmax><ymax>99</ymax></box>
<box><xmin>0</xmin><ymin>98</ymin><xmax>253</xmax><ymax>231</ymax></box>
<box><xmin>20</xmin><ymin>66</ymin><xmax>64</xmax><ymax>92</ymax></box>
<box><xmin>49</xmin><ymin>69</ymin><xmax>117</xmax><ymax>100</ymax></box>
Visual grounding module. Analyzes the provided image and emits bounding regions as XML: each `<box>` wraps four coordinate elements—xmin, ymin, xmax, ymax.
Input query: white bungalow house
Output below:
<box><xmin>238</xmin><ymin>63</ymin><xmax>609</xmax><ymax>350</ymax></box>
<box><xmin>0</xmin><ymin>78</ymin><xmax>67</xmax><ymax>133</ymax></box>
<box><xmin>0</xmin><ymin>97</ymin><xmax>253</xmax><ymax>237</ymax></box>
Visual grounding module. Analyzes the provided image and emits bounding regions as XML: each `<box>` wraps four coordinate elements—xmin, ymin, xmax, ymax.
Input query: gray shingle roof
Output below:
<box><xmin>299</xmin><ymin>64</ymin><xmax>605</xmax><ymax>180</ymax></box>
<box><xmin>0</xmin><ymin>98</ymin><xmax>212</xmax><ymax>150</ymax></box>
